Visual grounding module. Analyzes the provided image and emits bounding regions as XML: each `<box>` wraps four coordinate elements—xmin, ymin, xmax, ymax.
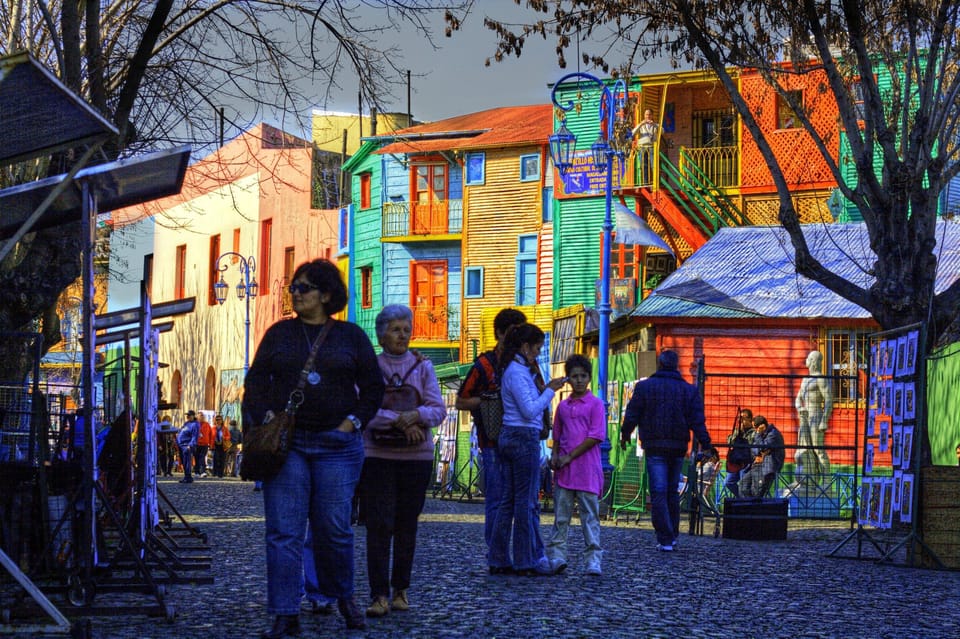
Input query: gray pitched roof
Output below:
<box><xmin>631</xmin><ymin>221</ymin><xmax>960</xmax><ymax>320</ymax></box>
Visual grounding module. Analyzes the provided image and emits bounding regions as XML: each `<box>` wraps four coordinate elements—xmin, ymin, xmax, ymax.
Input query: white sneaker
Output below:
<box><xmin>656</xmin><ymin>543</ymin><xmax>674</xmax><ymax>552</ymax></box>
<box><xmin>549</xmin><ymin>558</ymin><xmax>568</xmax><ymax>574</ymax></box>
<box><xmin>585</xmin><ymin>561</ymin><xmax>602</xmax><ymax>576</ymax></box>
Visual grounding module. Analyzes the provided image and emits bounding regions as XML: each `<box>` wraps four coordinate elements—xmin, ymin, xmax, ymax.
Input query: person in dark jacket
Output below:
<box><xmin>740</xmin><ymin>415</ymin><xmax>785</xmax><ymax>498</ymax></box>
<box><xmin>243</xmin><ymin>259</ymin><xmax>384</xmax><ymax>637</ymax></box>
<box><xmin>619</xmin><ymin>350</ymin><xmax>713</xmax><ymax>552</ymax></box>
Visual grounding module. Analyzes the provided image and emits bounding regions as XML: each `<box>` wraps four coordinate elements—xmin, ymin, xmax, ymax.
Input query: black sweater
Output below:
<box><xmin>242</xmin><ymin>318</ymin><xmax>384</xmax><ymax>431</ymax></box>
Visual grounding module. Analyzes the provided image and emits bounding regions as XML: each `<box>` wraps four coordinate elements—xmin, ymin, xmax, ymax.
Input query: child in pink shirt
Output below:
<box><xmin>546</xmin><ymin>354</ymin><xmax>606</xmax><ymax>575</ymax></box>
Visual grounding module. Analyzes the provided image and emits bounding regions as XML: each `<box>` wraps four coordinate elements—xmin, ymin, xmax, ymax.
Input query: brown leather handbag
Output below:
<box><xmin>240</xmin><ymin>321</ymin><xmax>333</xmax><ymax>481</ymax></box>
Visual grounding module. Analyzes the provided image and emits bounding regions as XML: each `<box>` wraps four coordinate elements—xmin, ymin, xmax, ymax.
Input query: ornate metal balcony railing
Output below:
<box><xmin>382</xmin><ymin>199</ymin><xmax>463</xmax><ymax>237</ymax></box>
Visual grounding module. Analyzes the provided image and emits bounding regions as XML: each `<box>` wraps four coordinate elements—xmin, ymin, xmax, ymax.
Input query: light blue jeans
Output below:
<box><xmin>263</xmin><ymin>428</ymin><xmax>363</xmax><ymax>615</ymax></box>
<box><xmin>489</xmin><ymin>427</ymin><xmax>547</xmax><ymax>571</ymax></box>
<box><xmin>547</xmin><ymin>487</ymin><xmax>602</xmax><ymax>567</ymax></box>
<box><xmin>645</xmin><ymin>454</ymin><xmax>684</xmax><ymax>546</ymax></box>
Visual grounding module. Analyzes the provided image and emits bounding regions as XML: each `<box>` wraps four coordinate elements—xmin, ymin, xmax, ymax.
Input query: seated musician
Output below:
<box><xmin>739</xmin><ymin>416</ymin><xmax>785</xmax><ymax>498</ymax></box>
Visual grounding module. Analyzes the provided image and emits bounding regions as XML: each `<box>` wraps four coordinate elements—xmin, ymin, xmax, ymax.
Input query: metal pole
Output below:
<box><xmin>243</xmin><ymin>261</ymin><xmax>251</xmax><ymax>375</ymax></box>
<box><xmin>598</xmin><ymin>148</ymin><xmax>613</xmax><ymax>411</ymax></box>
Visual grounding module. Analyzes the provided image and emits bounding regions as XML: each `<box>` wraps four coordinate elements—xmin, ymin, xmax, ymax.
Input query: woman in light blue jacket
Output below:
<box><xmin>488</xmin><ymin>323</ymin><xmax>565</xmax><ymax>576</ymax></box>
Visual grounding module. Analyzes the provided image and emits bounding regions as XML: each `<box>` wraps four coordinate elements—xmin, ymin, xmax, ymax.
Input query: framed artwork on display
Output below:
<box><xmin>905</xmin><ymin>330</ymin><xmax>918</xmax><ymax>376</ymax></box>
<box><xmin>858</xmin><ymin>478</ymin><xmax>872</xmax><ymax>525</ymax></box>
<box><xmin>606</xmin><ymin>381</ymin><xmax>621</xmax><ymax>423</ymax></box>
<box><xmin>893</xmin><ymin>383</ymin><xmax>904</xmax><ymax>421</ymax></box>
<box><xmin>620</xmin><ymin>380</ymin><xmax>638</xmax><ymax>421</ymax></box>
<box><xmin>891</xmin><ymin>424</ymin><xmax>903</xmax><ymax>468</ymax></box>
<box><xmin>883</xmin><ymin>339</ymin><xmax>896</xmax><ymax>377</ymax></box>
<box><xmin>893</xmin><ymin>470</ymin><xmax>903</xmax><ymax>512</ymax></box>
<box><xmin>864</xmin><ymin>442</ymin><xmax>875</xmax><ymax>475</ymax></box>
<box><xmin>868</xmin><ymin>476</ymin><xmax>883</xmax><ymax>526</ymax></box>
<box><xmin>894</xmin><ymin>335</ymin><xmax>908</xmax><ymax>377</ymax></box>
<box><xmin>880</xmin><ymin>479</ymin><xmax>894</xmax><ymax>529</ymax></box>
<box><xmin>904</xmin><ymin>382</ymin><xmax>916</xmax><ymax>420</ymax></box>
<box><xmin>876</xmin><ymin>415</ymin><xmax>891</xmax><ymax>454</ymax></box>
<box><xmin>901</xmin><ymin>425</ymin><xmax>914</xmax><ymax>470</ymax></box>
<box><xmin>900</xmin><ymin>473</ymin><xmax>914</xmax><ymax>523</ymax></box>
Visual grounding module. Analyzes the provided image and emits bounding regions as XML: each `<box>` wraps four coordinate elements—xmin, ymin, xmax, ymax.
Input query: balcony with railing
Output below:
<box><xmin>354</xmin><ymin>304</ymin><xmax>460</xmax><ymax>343</ymax></box>
<box><xmin>616</xmin><ymin>144</ymin><xmax>739</xmax><ymax>191</ymax></box>
<box><xmin>382</xmin><ymin>199</ymin><xmax>463</xmax><ymax>239</ymax></box>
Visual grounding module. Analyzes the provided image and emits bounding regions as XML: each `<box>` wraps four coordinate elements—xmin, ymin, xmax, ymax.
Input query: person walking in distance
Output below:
<box><xmin>620</xmin><ymin>350</ymin><xmax>714</xmax><ymax>552</ymax></box>
<box><xmin>226</xmin><ymin>418</ymin><xmax>242</xmax><ymax>477</ymax></box>
<box><xmin>212</xmin><ymin>414</ymin><xmax>231</xmax><ymax>478</ymax></box>
<box><xmin>195</xmin><ymin>413</ymin><xmax>214</xmax><ymax>478</ymax></box>
<box><xmin>176</xmin><ymin>410</ymin><xmax>199</xmax><ymax>484</ymax></box>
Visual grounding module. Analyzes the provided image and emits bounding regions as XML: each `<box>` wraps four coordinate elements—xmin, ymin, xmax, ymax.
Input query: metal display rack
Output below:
<box><xmin>0</xmin><ymin>52</ymin><xmax>200</xmax><ymax>635</ymax></box>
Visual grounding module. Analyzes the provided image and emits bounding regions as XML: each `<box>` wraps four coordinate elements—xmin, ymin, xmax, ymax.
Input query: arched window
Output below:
<box><xmin>205</xmin><ymin>366</ymin><xmax>217</xmax><ymax>411</ymax></box>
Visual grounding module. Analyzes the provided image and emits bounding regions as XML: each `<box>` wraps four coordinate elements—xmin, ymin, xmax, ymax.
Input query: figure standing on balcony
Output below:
<box><xmin>632</xmin><ymin>109</ymin><xmax>659</xmax><ymax>186</ymax></box>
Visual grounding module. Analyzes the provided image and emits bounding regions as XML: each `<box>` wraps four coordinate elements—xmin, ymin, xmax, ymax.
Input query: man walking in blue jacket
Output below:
<box><xmin>620</xmin><ymin>350</ymin><xmax>714</xmax><ymax>552</ymax></box>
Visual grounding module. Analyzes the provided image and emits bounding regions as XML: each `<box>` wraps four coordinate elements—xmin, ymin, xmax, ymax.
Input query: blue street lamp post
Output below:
<box><xmin>549</xmin><ymin>73</ymin><xmax>631</xmax><ymax>416</ymax></box>
<box><xmin>213</xmin><ymin>253</ymin><xmax>259</xmax><ymax>374</ymax></box>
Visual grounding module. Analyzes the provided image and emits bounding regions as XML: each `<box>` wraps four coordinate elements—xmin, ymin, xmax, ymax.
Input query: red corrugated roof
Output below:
<box><xmin>375</xmin><ymin>104</ymin><xmax>552</xmax><ymax>155</ymax></box>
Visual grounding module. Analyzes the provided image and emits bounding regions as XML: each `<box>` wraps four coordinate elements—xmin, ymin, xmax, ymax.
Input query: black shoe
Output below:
<box><xmin>337</xmin><ymin>597</ymin><xmax>366</xmax><ymax>630</ymax></box>
<box><xmin>178</xmin><ymin>478</ymin><xmax>193</xmax><ymax>484</ymax></box>
<box><xmin>261</xmin><ymin>615</ymin><xmax>300</xmax><ymax>639</ymax></box>
<box><xmin>488</xmin><ymin>566</ymin><xmax>513</xmax><ymax>575</ymax></box>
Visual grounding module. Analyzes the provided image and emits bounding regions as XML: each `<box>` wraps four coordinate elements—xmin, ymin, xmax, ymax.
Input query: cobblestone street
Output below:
<box><xmin>14</xmin><ymin>475</ymin><xmax>960</xmax><ymax>638</ymax></box>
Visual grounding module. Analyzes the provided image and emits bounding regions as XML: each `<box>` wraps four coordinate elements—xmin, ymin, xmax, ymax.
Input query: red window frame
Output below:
<box><xmin>360</xmin><ymin>173</ymin><xmax>371</xmax><ymax>209</ymax></box>
<box><xmin>174</xmin><ymin>244</ymin><xmax>187</xmax><ymax>299</ymax></box>
<box><xmin>259</xmin><ymin>218</ymin><xmax>272</xmax><ymax>295</ymax></box>
<box><xmin>208</xmin><ymin>234</ymin><xmax>221</xmax><ymax>306</ymax></box>
<box><xmin>360</xmin><ymin>266</ymin><xmax>373</xmax><ymax>309</ymax></box>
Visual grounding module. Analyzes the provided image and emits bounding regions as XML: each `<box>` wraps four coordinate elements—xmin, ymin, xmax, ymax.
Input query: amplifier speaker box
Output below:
<box><xmin>722</xmin><ymin>497</ymin><xmax>788</xmax><ymax>540</ymax></box>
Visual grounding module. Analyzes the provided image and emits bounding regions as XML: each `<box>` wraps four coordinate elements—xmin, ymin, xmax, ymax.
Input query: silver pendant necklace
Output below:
<box><xmin>302</xmin><ymin>322</ymin><xmax>323</xmax><ymax>385</ymax></box>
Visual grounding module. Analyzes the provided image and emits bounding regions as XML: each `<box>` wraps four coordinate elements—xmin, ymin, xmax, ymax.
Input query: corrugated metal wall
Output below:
<box><xmin>462</xmin><ymin>145</ymin><xmax>548</xmax><ymax>348</ymax></box>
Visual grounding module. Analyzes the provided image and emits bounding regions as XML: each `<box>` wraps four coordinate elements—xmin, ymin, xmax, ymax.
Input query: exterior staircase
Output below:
<box><xmin>636</xmin><ymin>149</ymin><xmax>748</xmax><ymax>251</ymax></box>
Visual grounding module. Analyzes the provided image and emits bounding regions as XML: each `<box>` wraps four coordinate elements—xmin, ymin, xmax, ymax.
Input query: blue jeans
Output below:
<box><xmin>302</xmin><ymin>525</ymin><xmax>335</xmax><ymax>606</ymax></box>
<box><xmin>481</xmin><ymin>446</ymin><xmax>502</xmax><ymax>556</ymax></box>
<box><xmin>725</xmin><ymin>466</ymin><xmax>745</xmax><ymax>498</ymax></box>
<box><xmin>489</xmin><ymin>428</ymin><xmax>547</xmax><ymax>571</ymax></box>
<box><xmin>263</xmin><ymin>428</ymin><xmax>363</xmax><ymax>615</ymax></box>
<box><xmin>646</xmin><ymin>454</ymin><xmax>684</xmax><ymax>546</ymax></box>
<box><xmin>179</xmin><ymin>446</ymin><xmax>193</xmax><ymax>481</ymax></box>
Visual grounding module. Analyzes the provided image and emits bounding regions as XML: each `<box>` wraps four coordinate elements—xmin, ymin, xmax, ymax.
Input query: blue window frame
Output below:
<box><xmin>520</xmin><ymin>153</ymin><xmax>540</xmax><ymax>182</ymax></box>
<box><xmin>465</xmin><ymin>152</ymin><xmax>485</xmax><ymax>185</ymax></box>
<box><xmin>542</xmin><ymin>186</ymin><xmax>553</xmax><ymax>222</ymax></box>
<box><xmin>338</xmin><ymin>206</ymin><xmax>349</xmax><ymax>251</ymax></box>
<box><xmin>465</xmin><ymin>266</ymin><xmax>484</xmax><ymax>298</ymax></box>
<box><xmin>516</xmin><ymin>234</ymin><xmax>537</xmax><ymax>305</ymax></box>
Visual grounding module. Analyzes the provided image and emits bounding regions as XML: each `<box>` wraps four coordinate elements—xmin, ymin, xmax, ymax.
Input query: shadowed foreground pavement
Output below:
<box><xmin>12</xmin><ymin>475</ymin><xmax>960</xmax><ymax>638</ymax></box>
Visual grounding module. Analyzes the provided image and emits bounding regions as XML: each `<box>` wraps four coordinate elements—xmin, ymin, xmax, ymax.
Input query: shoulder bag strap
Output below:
<box><xmin>286</xmin><ymin>320</ymin><xmax>335</xmax><ymax>414</ymax></box>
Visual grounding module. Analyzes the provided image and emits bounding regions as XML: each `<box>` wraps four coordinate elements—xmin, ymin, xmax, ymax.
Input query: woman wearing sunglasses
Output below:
<box><xmin>243</xmin><ymin>259</ymin><xmax>384</xmax><ymax>637</ymax></box>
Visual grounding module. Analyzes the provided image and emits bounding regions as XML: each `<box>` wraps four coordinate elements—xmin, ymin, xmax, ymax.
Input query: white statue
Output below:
<box><xmin>794</xmin><ymin>350</ymin><xmax>833</xmax><ymax>479</ymax></box>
